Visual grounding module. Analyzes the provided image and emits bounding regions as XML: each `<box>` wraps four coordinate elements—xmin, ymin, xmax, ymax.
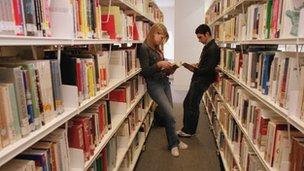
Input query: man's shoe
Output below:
<box><xmin>177</xmin><ymin>130</ymin><xmax>193</xmax><ymax>138</ymax></box>
<box><xmin>178</xmin><ymin>141</ymin><xmax>188</xmax><ymax>150</ymax></box>
<box><xmin>171</xmin><ymin>147</ymin><xmax>179</xmax><ymax>157</ymax></box>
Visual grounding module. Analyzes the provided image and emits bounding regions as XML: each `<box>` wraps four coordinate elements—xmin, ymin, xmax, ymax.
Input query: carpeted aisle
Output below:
<box><xmin>135</xmin><ymin>89</ymin><xmax>222</xmax><ymax>171</ymax></box>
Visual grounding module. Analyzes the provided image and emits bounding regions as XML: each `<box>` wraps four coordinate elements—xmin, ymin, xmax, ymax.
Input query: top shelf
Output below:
<box><xmin>216</xmin><ymin>38</ymin><xmax>304</xmax><ymax>45</ymax></box>
<box><xmin>0</xmin><ymin>0</ymin><xmax>162</xmax><ymax>46</ymax></box>
<box><xmin>108</xmin><ymin>0</ymin><xmax>156</xmax><ymax>23</ymax></box>
<box><xmin>207</xmin><ymin>0</ymin><xmax>265</xmax><ymax>27</ymax></box>
<box><xmin>0</xmin><ymin>35</ymin><xmax>142</xmax><ymax>46</ymax></box>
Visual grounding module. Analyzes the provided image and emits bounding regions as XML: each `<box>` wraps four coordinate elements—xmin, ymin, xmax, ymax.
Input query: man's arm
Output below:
<box><xmin>182</xmin><ymin>63</ymin><xmax>198</xmax><ymax>72</ymax></box>
<box><xmin>193</xmin><ymin>47</ymin><xmax>220</xmax><ymax>76</ymax></box>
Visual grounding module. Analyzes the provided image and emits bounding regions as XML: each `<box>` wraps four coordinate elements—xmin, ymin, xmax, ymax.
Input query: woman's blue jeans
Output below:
<box><xmin>147</xmin><ymin>79</ymin><xmax>179</xmax><ymax>150</ymax></box>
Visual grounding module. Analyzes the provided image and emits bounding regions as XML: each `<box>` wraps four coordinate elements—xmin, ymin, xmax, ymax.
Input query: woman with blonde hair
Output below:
<box><xmin>137</xmin><ymin>23</ymin><xmax>188</xmax><ymax>157</ymax></box>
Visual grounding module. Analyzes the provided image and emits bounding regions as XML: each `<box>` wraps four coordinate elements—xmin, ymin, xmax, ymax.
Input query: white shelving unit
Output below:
<box><xmin>219</xmin><ymin>68</ymin><xmax>304</xmax><ymax>134</ymax></box>
<box><xmin>205</xmin><ymin>0</ymin><xmax>304</xmax><ymax>170</ymax></box>
<box><xmin>207</xmin><ymin>0</ymin><xmax>262</xmax><ymax>27</ymax></box>
<box><xmin>0</xmin><ymin>0</ymin><xmax>163</xmax><ymax>169</ymax></box>
<box><xmin>0</xmin><ymin>35</ymin><xmax>143</xmax><ymax>46</ymax></box>
<box><xmin>0</xmin><ymin>0</ymin><xmax>158</xmax><ymax>47</ymax></box>
<box><xmin>213</xmin><ymin>85</ymin><xmax>275</xmax><ymax>171</ymax></box>
<box><xmin>78</xmin><ymin>70</ymin><xmax>141</xmax><ymax>113</ymax></box>
<box><xmin>112</xmin><ymin>101</ymin><xmax>153</xmax><ymax>171</ymax></box>
<box><xmin>81</xmin><ymin>91</ymin><xmax>147</xmax><ymax>171</ymax></box>
<box><xmin>112</xmin><ymin>0</ymin><xmax>156</xmax><ymax>23</ymax></box>
<box><xmin>0</xmin><ymin>108</ymin><xmax>78</xmax><ymax>167</ymax></box>
<box><xmin>128</xmin><ymin>116</ymin><xmax>154</xmax><ymax>171</ymax></box>
<box><xmin>0</xmin><ymin>69</ymin><xmax>141</xmax><ymax>167</ymax></box>
<box><xmin>0</xmin><ymin>0</ymin><xmax>161</xmax><ymax>169</ymax></box>
<box><xmin>217</xmin><ymin>38</ymin><xmax>304</xmax><ymax>45</ymax></box>
<box><xmin>203</xmin><ymin>94</ymin><xmax>242</xmax><ymax>171</ymax></box>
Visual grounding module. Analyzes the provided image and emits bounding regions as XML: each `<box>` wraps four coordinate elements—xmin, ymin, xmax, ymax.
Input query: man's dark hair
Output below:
<box><xmin>195</xmin><ymin>24</ymin><xmax>212</xmax><ymax>36</ymax></box>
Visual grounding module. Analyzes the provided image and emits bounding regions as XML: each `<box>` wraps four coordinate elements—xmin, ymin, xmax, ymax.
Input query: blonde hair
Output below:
<box><xmin>144</xmin><ymin>23</ymin><xmax>169</xmax><ymax>51</ymax></box>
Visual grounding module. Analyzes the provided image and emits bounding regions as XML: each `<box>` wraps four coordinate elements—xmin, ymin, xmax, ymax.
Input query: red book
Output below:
<box><xmin>68</xmin><ymin>124</ymin><xmax>84</xmax><ymax>150</ymax></box>
<box><xmin>72</xmin><ymin>117</ymin><xmax>92</xmax><ymax>161</ymax></box>
<box><xmin>12</xmin><ymin>0</ymin><xmax>25</xmax><ymax>35</ymax></box>
<box><xmin>98</xmin><ymin>104</ymin><xmax>105</xmax><ymax>138</ymax></box>
<box><xmin>109</xmin><ymin>88</ymin><xmax>126</xmax><ymax>102</ymax></box>
<box><xmin>101</xmin><ymin>148</ymin><xmax>107</xmax><ymax>171</ymax></box>
<box><xmin>101</xmin><ymin>15</ymin><xmax>116</xmax><ymax>39</ymax></box>
<box><xmin>271</xmin><ymin>0</ymin><xmax>279</xmax><ymax>38</ymax></box>
<box><xmin>132</xmin><ymin>17</ymin><xmax>139</xmax><ymax>40</ymax></box>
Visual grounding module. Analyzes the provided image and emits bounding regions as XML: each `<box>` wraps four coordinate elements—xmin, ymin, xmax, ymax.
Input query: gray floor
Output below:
<box><xmin>135</xmin><ymin>90</ymin><xmax>222</xmax><ymax>171</ymax></box>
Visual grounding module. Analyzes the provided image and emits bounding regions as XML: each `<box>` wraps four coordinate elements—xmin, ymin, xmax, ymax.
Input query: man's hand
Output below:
<box><xmin>157</xmin><ymin>61</ymin><xmax>173</xmax><ymax>69</ymax></box>
<box><xmin>215</xmin><ymin>66</ymin><xmax>221</xmax><ymax>72</ymax></box>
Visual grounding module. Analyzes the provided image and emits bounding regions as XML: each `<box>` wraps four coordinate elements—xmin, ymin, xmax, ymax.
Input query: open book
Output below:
<box><xmin>162</xmin><ymin>61</ymin><xmax>183</xmax><ymax>75</ymax></box>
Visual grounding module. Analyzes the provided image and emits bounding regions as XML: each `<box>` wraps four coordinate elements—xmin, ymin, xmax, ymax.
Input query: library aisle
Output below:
<box><xmin>135</xmin><ymin>89</ymin><xmax>222</xmax><ymax>171</ymax></box>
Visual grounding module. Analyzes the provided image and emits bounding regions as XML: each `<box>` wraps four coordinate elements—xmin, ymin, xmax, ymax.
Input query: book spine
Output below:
<box><xmin>25</xmin><ymin>65</ymin><xmax>41</xmax><ymax>130</ymax></box>
<box><xmin>22</xmin><ymin>70</ymin><xmax>35</xmax><ymax>131</ymax></box>
<box><xmin>0</xmin><ymin>90</ymin><xmax>10</xmax><ymax>146</ymax></box>
<box><xmin>23</xmin><ymin>0</ymin><xmax>38</xmax><ymax>36</ymax></box>
<box><xmin>7</xmin><ymin>84</ymin><xmax>22</xmax><ymax>142</ymax></box>
<box><xmin>14</xmin><ymin>68</ymin><xmax>30</xmax><ymax>136</ymax></box>
<box><xmin>12</xmin><ymin>0</ymin><xmax>25</xmax><ymax>35</ymax></box>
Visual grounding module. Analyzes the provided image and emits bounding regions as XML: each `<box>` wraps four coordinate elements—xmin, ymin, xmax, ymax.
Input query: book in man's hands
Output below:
<box><xmin>182</xmin><ymin>63</ymin><xmax>198</xmax><ymax>72</ymax></box>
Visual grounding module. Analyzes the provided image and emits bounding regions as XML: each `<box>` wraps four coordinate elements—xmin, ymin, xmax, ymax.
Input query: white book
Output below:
<box><xmin>0</xmin><ymin>159</ymin><xmax>35</xmax><ymax>171</ymax></box>
<box><xmin>50</xmin><ymin>0</ymin><xmax>75</xmax><ymax>38</ymax></box>
<box><xmin>299</xmin><ymin>8</ymin><xmax>304</xmax><ymax>37</ymax></box>
<box><xmin>97</xmin><ymin>51</ymin><xmax>110</xmax><ymax>89</ymax></box>
<box><xmin>280</xmin><ymin>0</ymin><xmax>302</xmax><ymax>38</ymax></box>
<box><xmin>109</xmin><ymin>50</ymin><xmax>127</xmax><ymax>79</ymax></box>
<box><xmin>0</xmin><ymin>84</ymin><xmax>17</xmax><ymax>145</ymax></box>
<box><xmin>30</xmin><ymin>60</ymin><xmax>55</xmax><ymax>124</ymax></box>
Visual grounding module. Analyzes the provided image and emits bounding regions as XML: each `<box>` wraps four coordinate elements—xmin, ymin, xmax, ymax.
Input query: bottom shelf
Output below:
<box><xmin>129</xmin><ymin>117</ymin><xmax>154</xmax><ymax>171</ymax></box>
<box><xmin>203</xmin><ymin>97</ymin><xmax>241</xmax><ymax>171</ymax></box>
<box><xmin>219</xmin><ymin>151</ymin><xmax>230</xmax><ymax>171</ymax></box>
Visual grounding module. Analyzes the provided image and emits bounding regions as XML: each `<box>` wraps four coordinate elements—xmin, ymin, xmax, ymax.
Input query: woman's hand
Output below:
<box><xmin>157</xmin><ymin>61</ymin><xmax>173</xmax><ymax>69</ymax></box>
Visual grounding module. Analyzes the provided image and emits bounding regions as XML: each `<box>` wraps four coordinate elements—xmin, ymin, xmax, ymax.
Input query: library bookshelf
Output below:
<box><xmin>0</xmin><ymin>0</ymin><xmax>162</xmax><ymax>170</ymax></box>
<box><xmin>205</xmin><ymin>0</ymin><xmax>304</xmax><ymax>170</ymax></box>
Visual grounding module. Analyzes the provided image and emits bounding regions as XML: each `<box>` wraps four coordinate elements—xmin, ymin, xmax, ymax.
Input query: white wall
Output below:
<box><xmin>160</xmin><ymin>7</ymin><xmax>175</xmax><ymax>61</ymax></box>
<box><xmin>173</xmin><ymin>0</ymin><xmax>205</xmax><ymax>90</ymax></box>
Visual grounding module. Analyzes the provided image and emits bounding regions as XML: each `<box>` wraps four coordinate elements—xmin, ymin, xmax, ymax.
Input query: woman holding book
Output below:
<box><xmin>137</xmin><ymin>23</ymin><xmax>187</xmax><ymax>157</ymax></box>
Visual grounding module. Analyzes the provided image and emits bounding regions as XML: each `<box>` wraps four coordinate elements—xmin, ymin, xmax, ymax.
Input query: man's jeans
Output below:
<box><xmin>182</xmin><ymin>81</ymin><xmax>210</xmax><ymax>135</ymax></box>
<box><xmin>147</xmin><ymin>79</ymin><xmax>179</xmax><ymax>150</ymax></box>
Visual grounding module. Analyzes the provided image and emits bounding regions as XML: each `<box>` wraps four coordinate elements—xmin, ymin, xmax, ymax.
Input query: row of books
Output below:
<box><xmin>57</xmin><ymin>46</ymin><xmax>140</xmax><ymax>104</ymax></box>
<box><xmin>0</xmin><ymin>59</ymin><xmax>64</xmax><ymax>149</ymax></box>
<box><xmin>0</xmin><ymin>45</ymin><xmax>143</xmax><ymax>151</ymax></box>
<box><xmin>119</xmin><ymin>110</ymin><xmax>154</xmax><ymax>171</ymax></box>
<box><xmin>212</xmin><ymin>0</ymin><xmax>304</xmax><ymax>41</ymax></box>
<box><xmin>87</xmin><ymin>94</ymin><xmax>154</xmax><ymax>171</ymax></box>
<box><xmin>67</xmin><ymin>81</ymin><xmax>148</xmax><ymax>169</ymax></box>
<box><xmin>124</xmin><ymin>0</ymin><xmax>164</xmax><ymax>23</ymax></box>
<box><xmin>215</xmin><ymin>77</ymin><xmax>304</xmax><ymax>171</ymax></box>
<box><xmin>203</xmin><ymin>93</ymin><xmax>265</xmax><ymax>171</ymax></box>
<box><xmin>203</xmin><ymin>93</ymin><xmax>261</xmax><ymax>171</ymax></box>
<box><xmin>68</xmin><ymin>98</ymin><xmax>112</xmax><ymax>162</ymax></box>
<box><xmin>0</xmin><ymin>0</ymin><xmax>156</xmax><ymax>40</ymax></box>
<box><xmin>0</xmin><ymin>45</ymin><xmax>145</xmax><ymax>149</ymax></box>
<box><xmin>0</xmin><ymin>128</ymin><xmax>70</xmax><ymax>171</ymax></box>
<box><xmin>202</xmin><ymin>95</ymin><xmax>238</xmax><ymax>170</ymax></box>
<box><xmin>205</xmin><ymin>0</ymin><xmax>240</xmax><ymax>24</ymax></box>
<box><xmin>220</xmin><ymin>48</ymin><xmax>304</xmax><ymax>122</ymax></box>
<box><xmin>0</xmin><ymin>90</ymin><xmax>152</xmax><ymax>171</ymax></box>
